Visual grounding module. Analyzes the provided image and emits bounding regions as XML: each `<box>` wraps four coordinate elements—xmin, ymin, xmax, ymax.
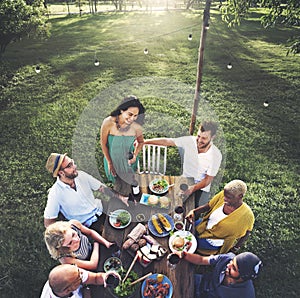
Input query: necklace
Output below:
<box><xmin>116</xmin><ymin>115</ymin><xmax>130</xmax><ymax>132</ymax></box>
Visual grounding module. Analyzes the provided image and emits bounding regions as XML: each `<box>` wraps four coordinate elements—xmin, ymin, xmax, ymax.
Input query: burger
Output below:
<box><xmin>148</xmin><ymin>195</ymin><xmax>159</xmax><ymax>205</ymax></box>
<box><xmin>172</xmin><ymin>236</ymin><xmax>185</xmax><ymax>249</ymax></box>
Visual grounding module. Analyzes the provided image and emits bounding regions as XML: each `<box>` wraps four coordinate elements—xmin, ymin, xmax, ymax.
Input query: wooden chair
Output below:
<box><xmin>138</xmin><ymin>144</ymin><xmax>168</xmax><ymax>175</ymax></box>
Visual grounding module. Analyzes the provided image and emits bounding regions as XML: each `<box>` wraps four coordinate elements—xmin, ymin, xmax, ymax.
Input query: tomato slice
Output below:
<box><xmin>114</xmin><ymin>221</ymin><xmax>121</xmax><ymax>227</ymax></box>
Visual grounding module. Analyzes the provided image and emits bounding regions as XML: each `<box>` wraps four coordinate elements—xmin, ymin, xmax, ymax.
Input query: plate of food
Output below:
<box><xmin>140</xmin><ymin>194</ymin><xmax>170</xmax><ymax>209</ymax></box>
<box><xmin>141</xmin><ymin>273</ymin><xmax>173</xmax><ymax>298</ymax></box>
<box><xmin>168</xmin><ymin>230</ymin><xmax>197</xmax><ymax>253</ymax></box>
<box><xmin>149</xmin><ymin>178</ymin><xmax>169</xmax><ymax>195</ymax></box>
<box><xmin>148</xmin><ymin>213</ymin><xmax>174</xmax><ymax>237</ymax></box>
<box><xmin>104</xmin><ymin>257</ymin><xmax>122</xmax><ymax>272</ymax></box>
<box><xmin>109</xmin><ymin>209</ymin><xmax>132</xmax><ymax>229</ymax></box>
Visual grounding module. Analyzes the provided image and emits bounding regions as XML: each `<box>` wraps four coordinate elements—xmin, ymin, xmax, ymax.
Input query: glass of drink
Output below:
<box><xmin>106</xmin><ymin>274</ymin><xmax>120</xmax><ymax>288</ymax></box>
<box><xmin>173</xmin><ymin>205</ymin><xmax>185</xmax><ymax>221</ymax></box>
<box><xmin>179</xmin><ymin>183</ymin><xmax>188</xmax><ymax>199</ymax></box>
<box><xmin>110</xmin><ymin>242</ymin><xmax>121</xmax><ymax>258</ymax></box>
<box><xmin>167</xmin><ymin>253</ymin><xmax>180</xmax><ymax>270</ymax></box>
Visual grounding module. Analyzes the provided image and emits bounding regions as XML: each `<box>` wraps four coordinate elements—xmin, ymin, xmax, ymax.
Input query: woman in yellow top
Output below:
<box><xmin>186</xmin><ymin>180</ymin><xmax>254</xmax><ymax>255</ymax></box>
<box><xmin>100</xmin><ymin>95</ymin><xmax>145</xmax><ymax>195</ymax></box>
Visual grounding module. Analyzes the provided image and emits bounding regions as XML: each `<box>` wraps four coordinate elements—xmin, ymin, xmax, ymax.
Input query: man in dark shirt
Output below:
<box><xmin>177</xmin><ymin>251</ymin><xmax>262</xmax><ymax>298</ymax></box>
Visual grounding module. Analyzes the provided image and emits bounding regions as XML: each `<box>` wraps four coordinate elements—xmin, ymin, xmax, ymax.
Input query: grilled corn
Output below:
<box><xmin>157</xmin><ymin>213</ymin><xmax>171</xmax><ymax>231</ymax></box>
<box><xmin>151</xmin><ymin>215</ymin><xmax>163</xmax><ymax>234</ymax></box>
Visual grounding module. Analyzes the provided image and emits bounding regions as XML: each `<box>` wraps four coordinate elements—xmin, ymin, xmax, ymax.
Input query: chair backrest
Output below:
<box><xmin>138</xmin><ymin>144</ymin><xmax>167</xmax><ymax>175</ymax></box>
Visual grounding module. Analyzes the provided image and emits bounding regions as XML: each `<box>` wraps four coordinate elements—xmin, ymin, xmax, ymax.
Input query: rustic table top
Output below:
<box><xmin>92</xmin><ymin>174</ymin><xmax>195</xmax><ymax>298</ymax></box>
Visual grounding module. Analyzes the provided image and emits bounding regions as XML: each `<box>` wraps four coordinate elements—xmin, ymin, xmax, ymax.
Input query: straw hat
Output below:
<box><xmin>46</xmin><ymin>153</ymin><xmax>67</xmax><ymax>177</ymax></box>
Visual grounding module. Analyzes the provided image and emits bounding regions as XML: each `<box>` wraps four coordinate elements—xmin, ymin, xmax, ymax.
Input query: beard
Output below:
<box><xmin>197</xmin><ymin>141</ymin><xmax>211</xmax><ymax>151</ymax></box>
<box><xmin>64</xmin><ymin>170</ymin><xmax>78</xmax><ymax>179</ymax></box>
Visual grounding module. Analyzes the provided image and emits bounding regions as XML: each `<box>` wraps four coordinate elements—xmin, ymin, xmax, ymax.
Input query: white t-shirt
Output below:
<box><xmin>44</xmin><ymin>170</ymin><xmax>104</xmax><ymax>226</ymax></box>
<box><xmin>40</xmin><ymin>269</ymin><xmax>88</xmax><ymax>298</ymax></box>
<box><xmin>173</xmin><ymin>136</ymin><xmax>222</xmax><ymax>192</ymax></box>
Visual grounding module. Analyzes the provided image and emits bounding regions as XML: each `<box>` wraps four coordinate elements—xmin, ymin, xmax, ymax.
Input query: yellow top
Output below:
<box><xmin>196</xmin><ymin>190</ymin><xmax>254</xmax><ymax>254</ymax></box>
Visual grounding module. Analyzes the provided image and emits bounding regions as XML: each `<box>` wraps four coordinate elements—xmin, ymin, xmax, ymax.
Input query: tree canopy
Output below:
<box><xmin>0</xmin><ymin>0</ymin><xmax>50</xmax><ymax>57</ymax></box>
<box><xmin>220</xmin><ymin>0</ymin><xmax>300</xmax><ymax>54</ymax></box>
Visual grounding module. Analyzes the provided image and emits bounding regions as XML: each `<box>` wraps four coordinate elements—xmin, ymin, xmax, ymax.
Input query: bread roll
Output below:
<box><xmin>148</xmin><ymin>195</ymin><xmax>158</xmax><ymax>205</ymax></box>
<box><xmin>159</xmin><ymin>196</ymin><xmax>169</xmax><ymax>208</ymax></box>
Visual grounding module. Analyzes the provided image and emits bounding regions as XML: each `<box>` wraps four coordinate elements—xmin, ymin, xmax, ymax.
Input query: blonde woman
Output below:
<box><xmin>44</xmin><ymin>220</ymin><xmax>116</xmax><ymax>270</ymax></box>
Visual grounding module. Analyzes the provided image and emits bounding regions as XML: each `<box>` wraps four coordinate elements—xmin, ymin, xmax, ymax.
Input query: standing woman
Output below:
<box><xmin>100</xmin><ymin>95</ymin><xmax>145</xmax><ymax>195</ymax></box>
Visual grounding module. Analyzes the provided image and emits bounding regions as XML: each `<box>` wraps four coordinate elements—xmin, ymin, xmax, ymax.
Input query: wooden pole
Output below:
<box><xmin>189</xmin><ymin>0</ymin><xmax>212</xmax><ymax>135</ymax></box>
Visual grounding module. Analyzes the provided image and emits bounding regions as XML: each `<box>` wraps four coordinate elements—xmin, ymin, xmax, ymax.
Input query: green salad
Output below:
<box><xmin>113</xmin><ymin>268</ymin><xmax>138</xmax><ymax>298</ymax></box>
<box><xmin>117</xmin><ymin>211</ymin><xmax>131</xmax><ymax>225</ymax></box>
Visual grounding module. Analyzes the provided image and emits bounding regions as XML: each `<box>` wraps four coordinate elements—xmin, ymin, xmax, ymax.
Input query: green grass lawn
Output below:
<box><xmin>0</xmin><ymin>8</ymin><xmax>299</xmax><ymax>298</ymax></box>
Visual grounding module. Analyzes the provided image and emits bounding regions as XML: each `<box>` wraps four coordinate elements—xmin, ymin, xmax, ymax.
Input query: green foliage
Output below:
<box><xmin>0</xmin><ymin>9</ymin><xmax>299</xmax><ymax>298</ymax></box>
<box><xmin>0</xmin><ymin>0</ymin><xmax>50</xmax><ymax>56</ymax></box>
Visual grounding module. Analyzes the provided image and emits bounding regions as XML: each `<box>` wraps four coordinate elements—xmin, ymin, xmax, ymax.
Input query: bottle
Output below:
<box><xmin>129</xmin><ymin>179</ymin><xmax>141</xmax><ymax>203</ymax></box>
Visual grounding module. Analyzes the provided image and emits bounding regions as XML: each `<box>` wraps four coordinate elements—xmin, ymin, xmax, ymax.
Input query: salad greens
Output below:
<box><xmin>117</xmin><ymin>211</ymin><xmax>131</xmax><ymax>226</ymax></box>
<box><xmin>113</xmin><ymin>268</ymin><xmax>138</xmax><ymax>297</ymax></box>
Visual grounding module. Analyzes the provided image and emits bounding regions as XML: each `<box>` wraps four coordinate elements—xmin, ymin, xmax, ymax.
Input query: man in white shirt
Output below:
<box><xmin>144</xmin><ymin>121</ymin><xmax>222</xmax><ymax>207</ymax></box>
<box><xmin>44</xmin><ymin>153</ymin><xmax>129</xmax><ymax>230</ymax></box>
<box><xmin>40</xmin><ymin>264</ymin><xmax>120</xmax><ymax>298</ymax></box>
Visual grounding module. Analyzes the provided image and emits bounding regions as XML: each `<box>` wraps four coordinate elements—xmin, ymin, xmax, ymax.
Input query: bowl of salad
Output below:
<box><xmin>149</xmin><ymin>178</ymin><xmax>169</xmax><ymax>195</ymax></box>
<box><xmin>109</xmin><ymin>209</ymin><xmax>132</xmax><ymax>229</ymax></box>
<box><xmin>107</xmin><ymin>268</ymin><xmax>140</xmax><ymax>298</ymax></box>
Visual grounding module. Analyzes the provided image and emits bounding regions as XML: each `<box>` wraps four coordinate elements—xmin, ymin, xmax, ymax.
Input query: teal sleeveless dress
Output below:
<box><xmin>104</xmin><ymin>135</ymin><xmax>138</xmax><ymax>183</ymax></box>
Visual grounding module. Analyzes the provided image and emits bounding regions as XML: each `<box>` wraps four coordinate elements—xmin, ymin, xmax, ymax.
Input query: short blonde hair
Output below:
<box><xmin>224</xmin><ymin>180</ymin><xmax>247</xmax><ymax>196</ymax></box>
<box><xmin>44</xmin><ymin>221</ymin><xmax>75</xmax><ymax>260</ymax></box>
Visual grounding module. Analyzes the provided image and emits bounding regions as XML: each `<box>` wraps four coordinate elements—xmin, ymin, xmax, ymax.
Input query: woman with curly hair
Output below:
<box><xmin>44</xmin><ymin>220</ymin><xmax>115</xmax><ymax>270</ymax></box>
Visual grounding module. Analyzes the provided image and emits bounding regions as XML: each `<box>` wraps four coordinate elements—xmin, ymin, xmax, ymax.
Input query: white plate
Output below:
<box><xmin>168</xmin><ymin>230</ymin><xmax>197</xmax><ymax>253</ymax></box>
<box><xmin>149</xmin><ymin>178</ymin><xmax>169</xmax><ymax>195</ymax></box>
<box><xmin>109</xmin><ymin>209</ymin><xmax>132</xmax><ymax>229</ymax></box>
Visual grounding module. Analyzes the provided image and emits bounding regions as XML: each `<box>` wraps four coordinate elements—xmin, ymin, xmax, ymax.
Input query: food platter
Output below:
<box><xmin>103</xmin><ymin>257</ymin><xmax>122</xmax><ymax>272</ymax></box>
<box><xmin>141</xmin><ymin>273</ymin><xmax>173</xmax><ymax>298</ymax></box>
<box><xmin>109</xmin><ymin>209</ymin><xmax>132</xmax><ymax>229</ymax></box>
<box><xmin>168</xmin><ymin>230</ymin><xmax>197</xmax><ymax>253</ymax></box>
<box><xmin>148</xmin><ymin>213</ymin><xmax>174</xmax><ymax>237</ymax></box>
<box><xmin>140</xmin><ymin>194</ymin><xmax>170</xmax><ymax>209</ymax></box>
<box><xmin>149</xmin><ymin>178</ymin><xmax>169</xmax><ymax>195</ymax></box>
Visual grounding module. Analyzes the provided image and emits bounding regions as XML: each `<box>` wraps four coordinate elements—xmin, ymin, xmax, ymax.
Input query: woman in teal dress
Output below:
<box><xmin>100</xmin><ymin>95</ymin><xmax>145</xmax><ymax>195</ymax></box>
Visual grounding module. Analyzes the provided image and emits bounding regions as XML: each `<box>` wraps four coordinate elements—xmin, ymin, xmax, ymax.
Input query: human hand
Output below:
<box><xmin>185</xmin><ymin>210</ymin><xmax>195</xmax><ymax>223</ymax></box>
<box><xmin>120</xmin><ymin>196</ymin><xmax>129</xmax><ymax>207</ymax></box>
<box><xmin>128</xmin><ymin>154</ymin><xmax>136</xmax><ymax>165</ymax></box>
<box><xmin>108</xmin><ymin>162</ymin><xmax>117</xmax><ymax>177</ymax></box>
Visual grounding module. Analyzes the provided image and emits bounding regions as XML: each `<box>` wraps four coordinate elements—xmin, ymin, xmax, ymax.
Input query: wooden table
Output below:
<box><xmin>92</xmin><ymin>174</ymin><xmax>195</xmax><ymax>298</ymax></box>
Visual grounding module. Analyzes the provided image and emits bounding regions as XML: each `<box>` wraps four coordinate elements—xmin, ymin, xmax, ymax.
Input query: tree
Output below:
<box><xmin>0</xmin><ymin>0</ymin><xmax>50</xmax><ymax>57</ymax></box>
<box><xmin>220</xmin><ymin>0</ymin><xmax>300</xmax><ymax>54</ymax></box>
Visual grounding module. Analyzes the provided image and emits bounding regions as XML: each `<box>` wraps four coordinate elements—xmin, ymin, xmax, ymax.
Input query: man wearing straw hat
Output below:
<box><xmin>44</xmin><ymin>153</ymin><xmax>129</xmax><ymax>230</ymax></box>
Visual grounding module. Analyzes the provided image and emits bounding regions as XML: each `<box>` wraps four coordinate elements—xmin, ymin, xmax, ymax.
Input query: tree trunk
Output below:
<box><xmin>189</xmin><ymin>0</ymin><xmax>211</xmax><ymax>135</ymax></box>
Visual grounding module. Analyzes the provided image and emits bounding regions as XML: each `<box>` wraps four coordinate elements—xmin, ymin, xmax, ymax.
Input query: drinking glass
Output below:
<box><xmin>173</xmin><ymin>205</ymin><xmax>185</xmax><ymax>221</ymax></box>
<box><xmin>167</xmin><ymin>253</ymin><xmax>180</xmax><ymax>270</ymax></box>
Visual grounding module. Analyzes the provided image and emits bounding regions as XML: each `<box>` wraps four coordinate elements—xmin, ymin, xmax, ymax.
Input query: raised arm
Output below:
<box><xmin>185</xmin><ymin>203</ymin><xmax>210</xmax><ymax>222</ymax></box>
<box><xmin>144</xmin><ymin>138</ymin><xmax>176</xmax><ymax>147</ymax></box>
<box><xmin>185</xmin><ymin>174</ymin><xmax>215</xmax><ymax>196</ymax></box>
<box><xmin>176</xmin><ymin>251</ymin><xmax>211</xmax><ymax>266</ymax></box>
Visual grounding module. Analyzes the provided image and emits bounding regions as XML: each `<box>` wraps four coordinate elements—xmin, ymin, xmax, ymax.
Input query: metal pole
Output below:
<box><xmin>189</xmin><ymin>0</ymin><xmax>212</xmax><ymax>135</ymax></box>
